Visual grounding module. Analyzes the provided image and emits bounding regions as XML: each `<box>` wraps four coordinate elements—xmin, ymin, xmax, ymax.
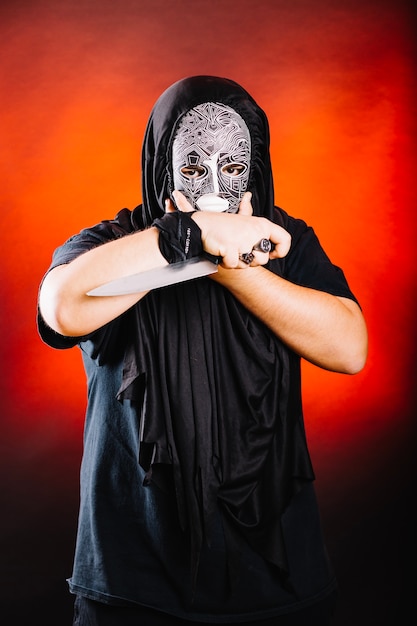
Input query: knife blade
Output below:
<box><xmin>87</xmin><ymin>257</ymin><xmax>218</xmax><ymax>296</ymax></box>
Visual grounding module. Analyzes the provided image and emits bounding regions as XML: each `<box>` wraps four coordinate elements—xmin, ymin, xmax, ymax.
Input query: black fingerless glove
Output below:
<box><xmin>152</xmin><ymin>211</ymin><xmax>203</xmax><ymax>264</ymax></box>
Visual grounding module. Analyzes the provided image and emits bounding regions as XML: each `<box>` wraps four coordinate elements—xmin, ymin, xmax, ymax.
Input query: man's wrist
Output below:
<box><xmin>152</xmin><ymin>211</ymin><xmax>203</xmax><ymax>264</ymax></box>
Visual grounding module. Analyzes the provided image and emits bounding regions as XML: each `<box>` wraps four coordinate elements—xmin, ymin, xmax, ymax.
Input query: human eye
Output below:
<box><xmin>180</xmin><ymin>165</ymin><xmax>206</xmax><ymax>179</ymax></box>
<box><xmin>221</xmin><ymin>163</ymin><xmax>246</xmax><ymax>177</ymax></box>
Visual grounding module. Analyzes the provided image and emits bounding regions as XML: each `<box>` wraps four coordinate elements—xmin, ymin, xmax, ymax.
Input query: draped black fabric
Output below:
<box><xmin>113</xmin><ymin>76</ymin><xmax>315</xmax><ymax>589</ymax></box>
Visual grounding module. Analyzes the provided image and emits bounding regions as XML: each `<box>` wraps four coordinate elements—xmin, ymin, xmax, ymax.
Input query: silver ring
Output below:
<box><xmin>252</xmin><ymin>238</ymin><xmax>272</xmax><ymax>253</ymax></box>
<box><xmin>239</xmin><ymin>252</ymin><xmax>254</xmax><ymax>265</ymax></box>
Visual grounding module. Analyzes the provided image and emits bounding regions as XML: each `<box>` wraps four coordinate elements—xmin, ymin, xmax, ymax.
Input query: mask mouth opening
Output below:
<box><xmin>195</xmin><ymin>193</ymin><xmax>230</xmax><ymax>212</ymax></box>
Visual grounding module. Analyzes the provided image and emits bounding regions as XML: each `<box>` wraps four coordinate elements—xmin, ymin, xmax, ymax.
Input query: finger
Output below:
<box><xmin>220</xmin><ymin>249</ymin><xmax>240</xmax><ymax>269</ymax></box>
<box><xmin>252</xmin><ymin>238</ymin><xmax>273</xmax><ymax>254</ymax></box>
<box><xmin>250</xmin><ymin>250</ymin><xmax>270</xmax><ymax>266</ymax></box>
<box><xmin>165</xmin><ymin>198</ymin><xmax>176</xmax><ymax>213</ymax></box>
<box><xmin>172</xmin><ymin>190</ymin><xmax>195</xmax><ymax>213</ymax></box>
<box><xmin>238</xmin><ymin>252</ymin><xmax>255</xmax><ymax>265</ymax></box>
<box><xmin>237</xmin><ymin>191</ymin><xmax>253</xmax><ymax>216</ymax></box>
<box><xmin>269</xmin><ymin>225</ymin><xmax>292</xmax><ymax>258</ymax></box>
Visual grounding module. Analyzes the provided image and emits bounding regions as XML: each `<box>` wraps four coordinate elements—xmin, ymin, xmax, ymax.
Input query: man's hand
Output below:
<box><xmin>166</xmin><ymin>190</ymin><xmax>291</xmax><ymax>269</ymax></box>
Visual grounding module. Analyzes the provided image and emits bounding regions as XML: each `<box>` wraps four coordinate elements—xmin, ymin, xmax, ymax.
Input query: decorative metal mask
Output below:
<box><xmin>172</xmin><ymin>102</ymin><xmax>251</xmax><ymax>213</ymax></box>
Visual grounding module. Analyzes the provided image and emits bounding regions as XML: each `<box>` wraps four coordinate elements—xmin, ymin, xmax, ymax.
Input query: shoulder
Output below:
<box><xmin>271</xmin><ymin>206</ymin><xmax>358</xmax><ymax>302</ymax></box>
<box><xmin>74</xmin><ymin>207</ymin><xmax>139</xmax><ymax>242</ymax></box>
<box><xmin>273</xmin><ymin>206</ymin><xmax>313</xmax><ymax>242</ymax></box>
<box><xmin>50</xmin><ymin>207</ymin><xmax>140</xmax><ymax>269</ymax></box>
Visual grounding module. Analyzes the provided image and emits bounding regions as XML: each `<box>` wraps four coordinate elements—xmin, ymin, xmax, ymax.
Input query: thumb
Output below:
<box><xmin>165</xmin><ymin>198</ymin><xmax>176</xmax><ymax>213</ymax></box>
<box><xmin>238</xmin><ymin>191</ymin><xmax>253</xmax><ymax>216</ymax></box>
<box><xmin>172</xmin><ymin>190</ymin><xmax>195</xmax><ymax>213</ymax></box>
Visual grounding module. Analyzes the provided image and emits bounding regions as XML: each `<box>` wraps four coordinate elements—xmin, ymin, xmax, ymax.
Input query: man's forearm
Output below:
<box><xmin>39</xmin><ymin>204</ymin><xmax>291</xmax><ymax>338</ymax></box>
<box><xmin>212</xmin><ymin>265</ymin><xmax>368</xmax><ymax>374</ymax></box>
<box><xmin>39</xmin><ymin>226</ymin><xmax>166</xmax><ymax>337</ymax></box>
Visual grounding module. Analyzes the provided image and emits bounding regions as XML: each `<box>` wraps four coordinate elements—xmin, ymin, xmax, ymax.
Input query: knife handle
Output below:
<box><xmin>203</xmin><ymin>253</ymin><xmax>221</xmax><ymax>265</ymax></box>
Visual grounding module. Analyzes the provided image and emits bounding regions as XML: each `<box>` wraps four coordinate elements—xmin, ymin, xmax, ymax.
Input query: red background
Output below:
<box><xmin>1</xmin><ymin>1</ymin><xmax>415</xmax><ymax>623</ymax></box>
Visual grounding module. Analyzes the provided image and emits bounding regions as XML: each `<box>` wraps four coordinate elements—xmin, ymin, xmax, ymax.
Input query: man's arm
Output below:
<box><xmin>39</xmin><ymin>226</ymin><xmax>166</xmax><ymax>337</ymax></box>
<box><xmin>211</xmin><ymin>266</ymin><xmax>367</xmax><ymax>374</ymax></box>
<box><xmin>189</xmin><ymin>192</ymin><xmax>367</xmax><ymax>374</ymax></box>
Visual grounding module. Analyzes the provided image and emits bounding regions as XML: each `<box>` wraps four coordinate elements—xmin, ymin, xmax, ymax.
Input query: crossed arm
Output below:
<box><xmin>39</xmin><ymin>192</ymin><xmax>368</xmax><ymax>374</ymax></box>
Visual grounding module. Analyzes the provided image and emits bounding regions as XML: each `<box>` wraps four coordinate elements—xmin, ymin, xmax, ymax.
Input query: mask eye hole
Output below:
<box><xmin>180</xmin><ymin>165</ymin><xmax>206</xmax><ymax>179</ymax></box>
<box><xmin>221</xmin><ymin>163</ymin><xmax>247</xmax><ymax>177</ymax></box>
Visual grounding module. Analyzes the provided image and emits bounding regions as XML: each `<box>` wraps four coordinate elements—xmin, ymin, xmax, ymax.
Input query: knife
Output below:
<box><xmin>87</xmin><ymin>257</ymin><xmax>218</xmax><ymax>296</ymax></box>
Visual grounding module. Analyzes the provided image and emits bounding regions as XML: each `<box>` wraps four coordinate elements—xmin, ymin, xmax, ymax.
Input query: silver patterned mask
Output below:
<box><xmin>172</xmin><ymin>102</ymin><xmax>251</xmax><ymax>213</ymax></box>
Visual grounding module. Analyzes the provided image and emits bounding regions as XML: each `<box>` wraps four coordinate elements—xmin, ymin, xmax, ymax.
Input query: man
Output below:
<box><xmin>38</xmin><ymin>76</ymin><xmax>367</xmax><ymax>625</ymax></box>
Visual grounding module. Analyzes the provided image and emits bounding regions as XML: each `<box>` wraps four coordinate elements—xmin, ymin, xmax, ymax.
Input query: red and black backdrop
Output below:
<box><xmin>1</xmin><ymin>1</ymin><xmax>415</xmax><ymax>624</ymax></box>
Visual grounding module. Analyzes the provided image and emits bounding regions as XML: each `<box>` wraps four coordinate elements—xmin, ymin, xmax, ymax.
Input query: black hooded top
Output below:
<box><xmin>128</xmin><ymin>76</ymin><xmax>315</xmax><ymax>584</ymax></box>
<box><xmin>38</xmin><ymin>76</ymin><xmax>356</xmax><ymax>617</ymax></box>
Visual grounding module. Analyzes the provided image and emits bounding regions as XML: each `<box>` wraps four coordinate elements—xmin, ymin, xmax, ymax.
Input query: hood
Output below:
<box><xmin>137</xmin><ymin>75</ymin><xmax>275</xmax><ymax>229</ymax></box>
